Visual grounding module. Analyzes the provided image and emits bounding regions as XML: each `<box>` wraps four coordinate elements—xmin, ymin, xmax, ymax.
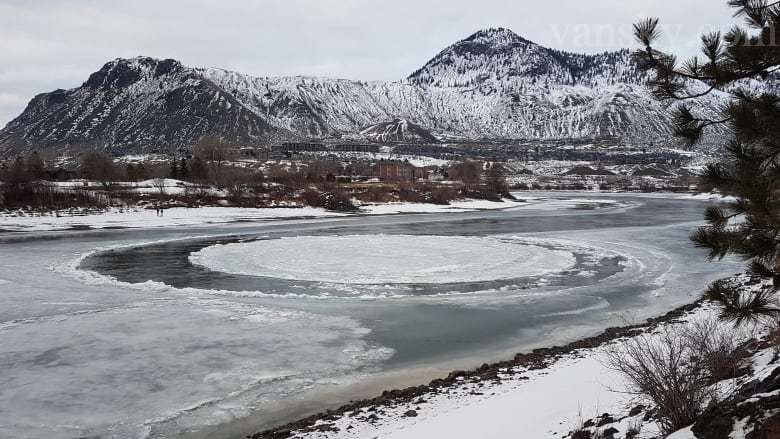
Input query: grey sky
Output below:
<box><xmin>0</xmin><ymin>0</ymin><xmax>736</xmax><ymax>127</ymax></box>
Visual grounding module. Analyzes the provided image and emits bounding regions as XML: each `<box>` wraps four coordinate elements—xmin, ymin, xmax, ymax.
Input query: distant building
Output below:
<box><xmin>270</xmin><ymin>142</ymin><xmax>327</xmax><ymax>159</ymax></box>
<box><xmin>239</xmin><ymin>147</ymin><xmax>270</xmax><ymax>160</ymax></box>
<box><xmin>330</xmin><ymin>144</ymin><xmax>381</xmax><ymax>153</ymax></box>
<box><xmin>374</xmin><ymin>160</ymin><xmax>427</xmax><ymax>181</ymax></box>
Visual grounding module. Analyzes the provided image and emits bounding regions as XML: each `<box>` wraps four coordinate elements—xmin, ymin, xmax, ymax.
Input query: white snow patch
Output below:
<box><xmin>0</xmin><ymin>206</ymin><xmax>346</xmax><ymax>232</ymax></box>
<box><xmin>358</xmin><ymin>198</ymin><xmax>523</xmax><ymax>215</ymax></box>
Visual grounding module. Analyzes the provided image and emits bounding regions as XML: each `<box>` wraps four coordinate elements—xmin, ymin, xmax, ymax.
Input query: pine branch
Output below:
<box><xmin>690</xmin><ymin>226</ymin><xmax>739</xmax><ymax>260</ymax></box>
<box><xmin>704</xmin><ymin>206</ymin><xmax>741</xmax><ymax>227</ymax></box>
<box><xmin>729</xmin><ymin>0</ymin><xmax>780</xmax><ymax>27</ymax></box>
<box><xmin>706</xmin><ymin>279</ymin><xmax>780</xmax><ymax>324</ymax></box>
<box><xmin>748</xmin><ymin>259</ymin><xmax>778</xmax><ymax>278</ymax></box>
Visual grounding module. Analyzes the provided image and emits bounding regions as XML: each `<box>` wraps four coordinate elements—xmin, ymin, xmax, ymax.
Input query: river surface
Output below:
<box><xmin>0</xmin><ymin>193</ymin><xmax>741</xmax><ymax>439</ymax></box>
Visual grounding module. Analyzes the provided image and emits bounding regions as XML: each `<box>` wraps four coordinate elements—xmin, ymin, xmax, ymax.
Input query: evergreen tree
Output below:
<box><xmin>179</xmin><ymin>157</ymin><xmax>189</xmax><ymax>181</ymax></box>
<box><xmin>169</xmin><ymin>159</ymin><xmax>179</xmax><ymax>180</ymax></box>
<box><xmin>634</xmin><ymin>0</ymin><xmax>780</xmax><ymax>323</ymax></box>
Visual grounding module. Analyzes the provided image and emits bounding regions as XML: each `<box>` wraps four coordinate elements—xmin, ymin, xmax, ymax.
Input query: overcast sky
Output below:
<box><xmin>0</xmin><ymin>0</ymin><xmax>737</xmax><ymax>127</ymax></box>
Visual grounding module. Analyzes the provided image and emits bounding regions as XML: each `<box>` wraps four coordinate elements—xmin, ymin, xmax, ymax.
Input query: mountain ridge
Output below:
<box><xmin>0</xmin><ymin>28</ymin><xmax>730</xmax><ymax>156</ymax></box>
<box><xmin>407</xmin><ymin>27</ymin><xmax>641</xmax><ymax>87</ymax></box>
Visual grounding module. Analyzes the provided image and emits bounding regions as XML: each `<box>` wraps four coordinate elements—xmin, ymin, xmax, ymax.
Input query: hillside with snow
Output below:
<box><xmin>0</xmin><ymin>28</ymin><xmax>731</xmax><ymax>156</ymax></box>
<box><xmin>359</xmin><ymin>119</ymin><xmax>439</xmax><ymax>144</ymax></box>
<box><xmin>0</xmin><ymin>58</ymin><xmax>297</xmax><ymax>156</ymax></box>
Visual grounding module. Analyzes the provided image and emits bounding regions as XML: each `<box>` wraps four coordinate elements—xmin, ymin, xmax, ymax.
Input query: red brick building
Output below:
<box><xmin>374</xmin><ymin>160</ymin><xmax>427</xmax><ymax>181</ymax></box>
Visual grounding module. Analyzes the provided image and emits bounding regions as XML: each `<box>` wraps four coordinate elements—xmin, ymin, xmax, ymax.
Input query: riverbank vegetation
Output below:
<box><xmin>0</xmin><ymin>146</ymin><xmax>512</xmax><ymax>213</ymax></box>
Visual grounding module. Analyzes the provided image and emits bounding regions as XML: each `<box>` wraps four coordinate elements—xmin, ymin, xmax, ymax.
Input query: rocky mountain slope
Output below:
<box><xmin>359</xmin><ymin>119</ymin><xmax>439</xmax><ymax>144</ymax></box>
<box><xmin>0</xmin><ymin>58</ymin><xmax>295</xmax><ymax>156</ymax></box>
<box><xmin>0</xmin><ymin>28</ymin><xmax>730</xmax><ymax>156</ymax></box>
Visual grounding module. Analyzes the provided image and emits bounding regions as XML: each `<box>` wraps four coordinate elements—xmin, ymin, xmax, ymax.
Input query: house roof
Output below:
<box><xmin>563</xmin><ymin>166</ymin><xmax>616</xmax><ymax>176</ymax></box>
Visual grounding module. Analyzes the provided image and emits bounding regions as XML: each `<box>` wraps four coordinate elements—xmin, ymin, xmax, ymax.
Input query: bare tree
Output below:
<box><xmin>189</xmin><ymin>156</ymin><xmax>209</xmax><ymax>183</ymax></box>
<box><xmin>79</xmin><ymin>152</ymin><xmax>119</xmax><ymax>190</ymax></box>
<box><xmin>605</xmin><ymin>326</ymin><xmax>715</xmax><ymax>434</ymax></box>
<box><xmin>26</xmin><ymin>152</ymin><xmax>46</xmax><ymax>180</ymax></box>
<box><xmin>448</xmin><ymin>160</ymin><xmax>482</xmax><ymax>187</ymax></box>
<box><xmin>152</xmin><ymin>178</ymin><xmax>167</xmax><ymax>196</ymax></box>
<box><xmin>5</xmin><ymin>156</ymin><xmax>31</xmax><ymax>188</ymax></box>
<box><xmin>193</xmin><ymin>135</ymin><xmax>233</xmax><ymax>183</ymax></box>
<box><xmin>683</xmin><ymin>317</ymin><xmax>749</xmax><ymax>383</ymax></box>
<box><xmin>219</xmin><ymin>169</ymin><xmax>246</xmax><ymax>203</ymax></box>
<box><xmin>485</xmin><ymin>162</ymin><xmax>509</xmax><ymax>198</ymax></box>
<box><xmin>193</xmin><ymin>136</ymin><xmax>229</xmax><ymax>164</ymax></box>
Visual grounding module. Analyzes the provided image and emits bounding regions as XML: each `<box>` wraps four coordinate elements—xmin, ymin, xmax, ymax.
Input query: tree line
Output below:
<box><xmin>1</xmin><ymin>136</ymin><xmax>510</xmax><ymax>212</ymax></box>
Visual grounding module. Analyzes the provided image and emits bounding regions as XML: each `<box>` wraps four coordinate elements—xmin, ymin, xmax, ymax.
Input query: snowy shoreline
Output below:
<box><xmin>248</xmin><ymin>299</ymin><xmax>708</xmax><ymax>439</ymax></box>
<box><xmin>0</xmin><ymin>198</ymin><xmax>524</xmax><ymax>233</ymax></box>
<box><xmin>0</xmin><ymin>191</ymin><xmax>728</xmax><ymax>233</ymax></box>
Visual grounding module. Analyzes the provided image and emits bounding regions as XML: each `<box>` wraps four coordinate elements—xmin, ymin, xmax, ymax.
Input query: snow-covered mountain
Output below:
<box><xmin>0</xmin><ymin>27</ymin><xmax>730</xmax><ymax>156</ymax></box>
<box><xmin>0</xmin><ymin>57</ymin><xmax>296</xmax><ymax>156</ymax></box>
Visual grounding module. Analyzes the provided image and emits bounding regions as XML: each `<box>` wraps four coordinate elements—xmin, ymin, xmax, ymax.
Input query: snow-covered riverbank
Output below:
<box><xmin>252</xmin><ymin>296</ymin><xmax>777</xmax><ymax>439</ymax></box>
<box><xmin>0</xmin><ymin>190</ymin><xmax>733</xmax><ymax>234</ymax></box>
<box><xmin>0</xmin><ymin>199</ymin><xmax>528</xmax><ymax>232</ymax></box>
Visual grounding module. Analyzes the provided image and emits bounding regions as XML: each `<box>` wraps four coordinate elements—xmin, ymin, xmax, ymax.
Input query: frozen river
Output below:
<box><xmin>0</xmin><ymin>193</ymin><xmax>740</xmax><ymax>439</ymax></box>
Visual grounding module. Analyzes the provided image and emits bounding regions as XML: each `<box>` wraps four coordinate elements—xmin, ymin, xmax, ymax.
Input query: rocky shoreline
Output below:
<box><xmin>249</xmin><ymin>298</ymin><xmax>706</xmax><ymax>439</ymax></box>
